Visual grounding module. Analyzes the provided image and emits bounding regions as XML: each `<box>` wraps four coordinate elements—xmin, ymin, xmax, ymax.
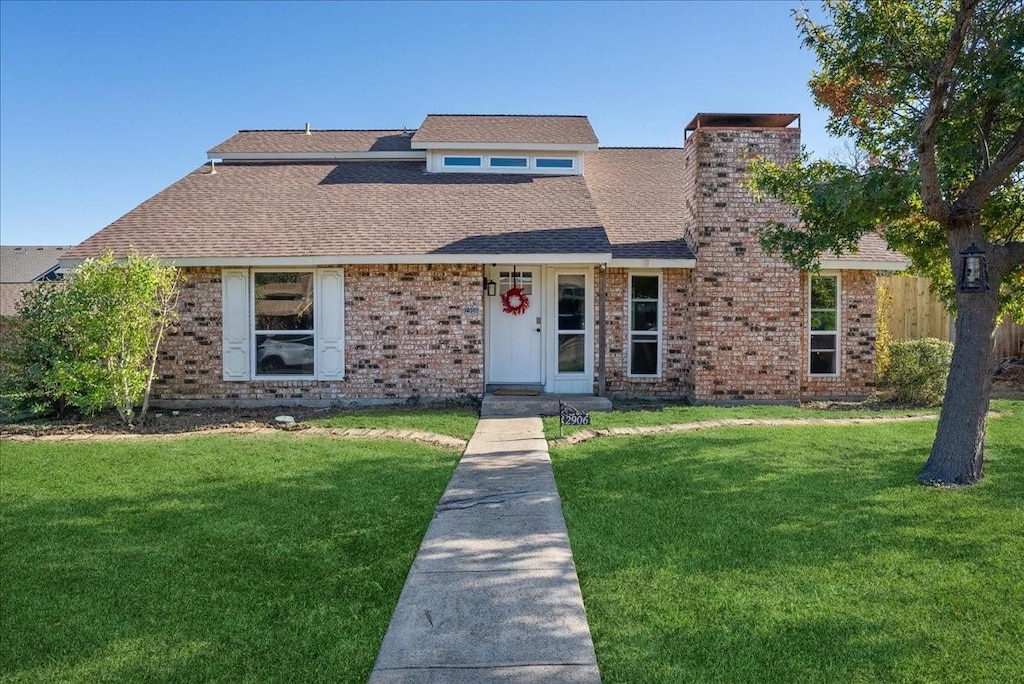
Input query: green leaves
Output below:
<box><xmin>11</xmin><ymin>251</ymin><xmax>179</xmax><ymax>424</ymax></box>
<box><xmin>750</xmin><ymin>0</ymin><xmax>1024</xmax><ymax>318</ymax></box>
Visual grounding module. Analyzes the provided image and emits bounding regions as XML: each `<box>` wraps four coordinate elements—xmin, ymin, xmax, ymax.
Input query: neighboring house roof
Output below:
<box><xmin>209</xmin><ymin>130</ymin><xmax>415</xmax><ymax>155</ymax></box>
<box><xmin>64</xmin><ymin>161</ymin><xmax>609</xmax><ymax>262</ymax></box>
<box><xmin>411</xmin><ymin>115</ymin><xmax>598</xmax><ymax>147</ymax></box>
<box><xmin>0</xmin><ymin>245</ymin><xmax>69</xmax><ymax>317</ymax></box>
<box><xmin>1</xmin><ymin>245</ymin><xmax>68</xmax><ymax>282</ymax></box>
<box><xmin>584</xmin><ymin>148</ymin><xmax>695</xmax><ymax>262</ymax></box>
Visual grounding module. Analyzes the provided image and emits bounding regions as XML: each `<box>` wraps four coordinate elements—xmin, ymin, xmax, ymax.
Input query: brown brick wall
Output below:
<box><xmin>152</xmin><ymin>265</ymin><xmax>484</xmax><ymax>403</ymax></box>
<box><xmin>687</xmin><ymin>127</ymin><xmax>805</xmax><ymax>401</ymax></box>
<box><xmin>800</xmin><ymin>270</ymin><xmax>877</xmax><ymax>399</ymax></box>
<box><xmin>602</xmin><ymin>267</ymin><xmax>694</xmax><ymax>399</ymax></box>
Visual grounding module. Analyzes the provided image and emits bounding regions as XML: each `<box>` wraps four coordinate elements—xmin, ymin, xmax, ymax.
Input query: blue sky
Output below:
<box><xmin>0</xmin><ymin>1</ymin><xmax>833</xmax><ymax>247</ymax></box>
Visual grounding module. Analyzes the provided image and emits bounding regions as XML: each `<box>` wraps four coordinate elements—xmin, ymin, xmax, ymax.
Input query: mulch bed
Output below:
<box><xmin>1</xmin><ymin>406</ymin><xmax>387</xmax><ymax>438</ymax></box>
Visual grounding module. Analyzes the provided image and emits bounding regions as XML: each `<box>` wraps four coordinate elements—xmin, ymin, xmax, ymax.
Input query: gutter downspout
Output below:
<box><xmin>598</xmin><ymin>262</ymin><xmax>607</xmax><ymax>397</ymax></box>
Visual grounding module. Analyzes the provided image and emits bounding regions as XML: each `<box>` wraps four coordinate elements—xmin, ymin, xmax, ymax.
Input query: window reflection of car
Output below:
<box><xmin>257</xmin><ymin>336</ymin><xmax>314</xmax><ymax>373</ymax></box>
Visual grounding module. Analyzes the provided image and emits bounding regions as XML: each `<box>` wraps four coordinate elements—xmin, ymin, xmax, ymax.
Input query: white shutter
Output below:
<box><xmin>221</xmin><ymin>269</ymin><xmax>250</xmax><ymax>381</ymax></box>
<box><xmin>316</xmin><ymin>269</ymin><xmax>345</xmax><ymax>379</ymax></box>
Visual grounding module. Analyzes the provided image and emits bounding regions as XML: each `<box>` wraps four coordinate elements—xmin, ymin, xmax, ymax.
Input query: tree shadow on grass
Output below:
<box><xmin>552</xmin><ymin>425</ymin><xmax>1024</xmax><ymax>682</ymax></box>
<box><xmin>1</xmin><ymin>436</ymin><xmax>459</xmax><ymax>683</ymax></box>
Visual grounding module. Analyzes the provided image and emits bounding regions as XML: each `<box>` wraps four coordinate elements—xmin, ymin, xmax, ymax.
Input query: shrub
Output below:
<box><xmin>876</xmin><ymin>282</ymin><xmax>894</xmax><ymax>379</ymax></box>
<box><xmin>880</xmin><ymin>338</ymin><xmax>953</xmax><ymax>406</ymax></box>
<box><xmin>9</xmin><ymin>252</ymin><xmax>179</xmax><ymax>425</ymax></box>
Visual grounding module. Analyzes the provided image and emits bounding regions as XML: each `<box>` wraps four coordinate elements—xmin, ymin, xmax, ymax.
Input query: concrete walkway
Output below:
<box><xmin>369</xmin><ymin>417</ymin><xmax>600</xmax><ymax>683</ymax></box>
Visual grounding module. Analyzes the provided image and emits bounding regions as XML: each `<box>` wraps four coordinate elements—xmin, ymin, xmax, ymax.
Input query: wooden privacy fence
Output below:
<box><xmin>880</xmin><ymin>276</ymin><xmax>1023</xmax><ymax>360</ymax></box>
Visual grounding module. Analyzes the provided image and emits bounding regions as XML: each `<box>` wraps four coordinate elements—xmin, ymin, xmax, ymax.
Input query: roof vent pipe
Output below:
<box><xmin>305</xmin><ymin>122</ymin><xmax>311</xmax><ymax>135</ymax></box>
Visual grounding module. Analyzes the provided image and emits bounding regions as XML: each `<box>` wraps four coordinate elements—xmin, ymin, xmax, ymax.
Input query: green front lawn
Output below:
<box><xmin>1</xmin><ymin>435</ymin><xmax>461</xmax><ymax>683</ymax></box>
<box><xmin>551</xmin><ymin>402</ymin><xmax>1024</xmax><ymax>683</ymax></box>
<box><xmin>309</xmin><ymin>406</ymin><xmax>479</xmax><ymax>441</ymax></box>
<box><xmin>542</xmin><ymin>401</ymin><xmax>943</xmax><ymax>440</ymax></box>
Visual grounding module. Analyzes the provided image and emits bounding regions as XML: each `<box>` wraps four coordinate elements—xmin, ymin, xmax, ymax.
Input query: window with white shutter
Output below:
<box><xmin>221</xmin><ymin>269</ymin><xmax>251</xmax><ymax>381</ymax></box>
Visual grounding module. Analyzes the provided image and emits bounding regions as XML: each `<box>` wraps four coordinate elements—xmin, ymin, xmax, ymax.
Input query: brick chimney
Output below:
<box><xmin>682</xmin><ymin>113</ymin><xmax>804</xmax><ymax>402</ymax></box>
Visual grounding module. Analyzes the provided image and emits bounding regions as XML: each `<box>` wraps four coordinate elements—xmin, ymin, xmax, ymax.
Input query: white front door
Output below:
<box><xmin>486</xmin><ymin>265</ymin><xmax>543</xmax><ymax>384</ymax></box>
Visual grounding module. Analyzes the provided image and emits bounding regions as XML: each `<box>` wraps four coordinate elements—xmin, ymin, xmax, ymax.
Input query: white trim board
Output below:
<box><xmin>818</xmin><ymin>259</ymin><xmax>908</xmax><ymax>271</ymax></box>
<box><xmin>411</xmin><ymin>141</ymin><xmax>598</xmax><ymax>152</ymax></box>
<box><xmin>610</xmin><ymin>258</ymin><xmax>696</xmax><ymax>268</ymax></box>
<box><xmin>59</xmin><ymin>254</ymin><xmax>703</xmax><ymax>270</ymax></box>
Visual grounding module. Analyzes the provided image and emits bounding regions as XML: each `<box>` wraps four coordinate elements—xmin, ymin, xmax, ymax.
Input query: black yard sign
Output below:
<box><xmin>559</xmin><ymin>401</ymin><xmax>591</xmax><ymax>428</ymax></box>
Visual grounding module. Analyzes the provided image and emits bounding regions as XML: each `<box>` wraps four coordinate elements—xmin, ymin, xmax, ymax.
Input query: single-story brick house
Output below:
<box><xmin>62</xmin><ymin>113</ymin><xmax>907</xmax><ymax>406</ymax></box>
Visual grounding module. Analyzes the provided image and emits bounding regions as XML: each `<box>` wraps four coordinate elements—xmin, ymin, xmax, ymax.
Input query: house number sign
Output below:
<box><xmin>559</xmin><ymin>402</ymin><xmax>591</xmax><ymax>426</ymax></box>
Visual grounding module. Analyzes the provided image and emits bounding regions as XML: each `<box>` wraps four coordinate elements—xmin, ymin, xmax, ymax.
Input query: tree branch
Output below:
<box><xmin>958</xmin><ymin>120</ymin><xmax>1024</xmax><ymax>213</ymax></box>
<box><xmin>918</xmin><ymin>0</ymin><xmax>978</xmax><ymax>223</ymax></box>
<box><xmin>1005</xmin><ymin>241</ymin><xmax>1024</xmax><ymax>267</ymax></box>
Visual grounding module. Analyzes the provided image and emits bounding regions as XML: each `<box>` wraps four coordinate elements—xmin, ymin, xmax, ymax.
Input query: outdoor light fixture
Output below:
<box><xmin>958</xmin><ymin>243</ymin><xmax>989</xmax><ymax>293</ymax></box>
<box><xmin>484</xmin><ymin>278</ymin><xmax>497</xmax><ymax>296</ymax></box>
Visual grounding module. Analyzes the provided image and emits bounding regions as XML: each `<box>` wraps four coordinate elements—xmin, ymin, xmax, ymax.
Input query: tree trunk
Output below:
<box><xmin>918</xmin><ymin>284</ymin><xmax>1000</xmax><ymax>486</ymax></box>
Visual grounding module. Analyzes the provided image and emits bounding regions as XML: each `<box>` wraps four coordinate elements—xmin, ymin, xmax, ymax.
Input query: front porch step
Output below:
<box><xmin>480</xmin><ymin>393</ymin><xmax>612</xmax><ymax>418</ymax></box>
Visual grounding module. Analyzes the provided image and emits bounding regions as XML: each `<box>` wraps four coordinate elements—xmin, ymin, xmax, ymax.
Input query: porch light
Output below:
<box><xmin>484</xmin><ymin>278</ymin><xmax>497</xmax><ymax>297</ymax></box>
<box><xmin>958</xmin><ymin>243</ymin><xmax>989</xmax><ymax>293</ymax></box>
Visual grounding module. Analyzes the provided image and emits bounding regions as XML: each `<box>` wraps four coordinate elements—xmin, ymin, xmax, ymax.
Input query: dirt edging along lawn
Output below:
<box><xmin>1</xmin><ymin>425</ymin><xmax>468</xmax><ymax>451</ymax></box>
<box><xmin>548</xmin><ymin>414</ymin><xmax>948</xmax><ymax>448</ymax></box>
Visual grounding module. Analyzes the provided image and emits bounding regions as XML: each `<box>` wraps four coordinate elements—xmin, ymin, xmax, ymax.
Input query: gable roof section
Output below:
<box><xmin>1</xmin><ymin>245</ymin><xmax>68</xmax><ymax>283</ymax></box>
<box><xmin>584</xmin><ymin>148</ymin><xmax>696</xmax><ymax>264</ymax></box>
<box><xmin>208</xmin><ymin>130</ymin><xmax>416</xmax><ymax>156</ymax></box>
<box><xmin>411</xmin><ymin>115</ymin><xmax>598</xmax><ymax>147</ymax></box>
<box><xmin>64</xmin><ymin>161</ymin><xmax>609</xmax><ymax>263</ymax></box>
<box><xmin>820</xmin><ymin>234</ymin><xmax>909</xmax><ymax>271</ymax></box>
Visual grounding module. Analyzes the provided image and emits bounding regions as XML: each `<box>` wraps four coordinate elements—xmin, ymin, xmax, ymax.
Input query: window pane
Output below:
<box><xmin>631</xmin><ymin>275</ymin><xmax>659</xmax><ymax>300</ymax></box>
<box><xmin>631</xmin><ymin>340</ymin><xmax>658</xmax><ymax>375</ymax></box>
<box><xmin>255</xmin><ymin>272</ymin><xmax>313</xmax><ymax>331</ymax></box>
<box><xmin>810</xmin><ymin>311</ymin><xmax>837</xmax><ymax>331</ymax></box>
<box><xmin>443</xmin><ymin>156</ymin><xmax>482</xmax><ymax>167</ymax></box>
<box><xmin>558</xmin><ymin>275</ymin><xmax>586</xmax><ymax>331</ymax></box>
<box><xmin>558</xmin><ymin>334</ymin><xmax>585</xmax><ymax>372</ymax></box>
<box><xmin>811</xmin><ymin>334</ymin><xmax>836</xmax><ymax>351</ymax></box>
<box><xmin>632</xmin><ymin>301</ymin><xmax>659</xmax><ymax>332</ymax></box>
<box><xmin>810</xmin><ymin>350</ymin><xmax>837</xmax><ymax>375</ymax></box>
<box><xmin>490</xmin><ymin>157</ymin><xmax>528</xmax><ymax>167</ymax></box>
<box><xmin>256</xmin><ymin>334</ymin><xmax>314</xmax><ymax>376</ymax></box>
<box><xmin>811</xmin><ymin>276</ymin><xmax>837</xmax><ymax>309</ymax></box>
<box><xmin>536</xmin><ymin>158</ymin><xmax>573</xmax><ymax>169</ymax></box>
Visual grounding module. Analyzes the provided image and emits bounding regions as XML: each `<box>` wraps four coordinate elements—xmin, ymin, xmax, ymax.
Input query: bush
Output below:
<box><xmin>9</xmin><ymin>252</ymin><xmax>179</xmax><ymax>425</ymax></box>
<box><xmin>880</xmin><ymin>338</ymin><xmax>953</xmax><ymax>406</ymax></box>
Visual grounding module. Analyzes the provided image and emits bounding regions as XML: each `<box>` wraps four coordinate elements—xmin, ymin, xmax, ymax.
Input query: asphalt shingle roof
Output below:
<box><xmin>0</xmin><ymin>246</ymin><xmax>68</xmax><ymax>283</ymax></box>
<box><xmin>411</xmin><ymin>115</ymin><xmax>598</xmax><ymax>146</ymax></box>
<box><xmin>584</xmin><ymin>148</ymin><xmax>695</xmax><ymax>261</ymax></box>
<box><xmin>824</xmin><ymin>234</ymin><xmax>910</xmax><ymax>266</ymax></box>
<box><xmin>208</xmin><ymin>130</ymin><xmax>415</xmax><ymax>155</ymax></box>
<box><xmin>66</xmin><ymin>161</ymin><xmax>608</xmax><ymax>259</ymax></box>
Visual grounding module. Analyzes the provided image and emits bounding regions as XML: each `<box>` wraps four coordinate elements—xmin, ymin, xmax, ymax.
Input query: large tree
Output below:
<box><xmin>748</xmin><ymin>0</ymin><xmax>1023</xmax><ymax>485</ymax></box>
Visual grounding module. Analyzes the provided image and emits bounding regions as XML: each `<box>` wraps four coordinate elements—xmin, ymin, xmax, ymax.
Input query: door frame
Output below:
<box><xmin>544</xmin><ymin>266</ymin><xmax>595</xmax><ymax>394</ymax></box>
<box><xmin>485</xmin><ymin>264</ymin><xmax>544</xmax><ymax>385</ymax></box>
<box><xmin>483</xmin><ymin>264</ymin><xmax>597</xmax><ymax>393</ymax></box>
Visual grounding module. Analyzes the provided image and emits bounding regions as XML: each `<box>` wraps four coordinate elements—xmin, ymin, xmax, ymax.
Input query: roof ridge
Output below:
<box><xmin>236</xmin><ymin>128</ymin><xmax>415</xmax><ymax>133</ymax></box>
<box><xmin>423</xmin><ymin>114</ymin><xmax>590</xmax><ymax>118</ymax></box>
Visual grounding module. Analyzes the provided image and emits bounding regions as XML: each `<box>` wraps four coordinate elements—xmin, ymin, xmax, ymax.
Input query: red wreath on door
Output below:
<box><xmin>501</xmin><ymin>287</ymin><xmax>530</xmax><ymax>315</ymax></box>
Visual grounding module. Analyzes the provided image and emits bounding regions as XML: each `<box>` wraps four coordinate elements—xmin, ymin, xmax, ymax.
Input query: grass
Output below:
<box><xmin>307</xmin><ymin>406</ymin><xmax>479</xmax><ymax>441</ymax></box>
<box><xmin>0</xmin><ymin>434</ymin><xmax>461</xmax><ymax>683</ymax></box>
<box><xmin>550</xmin><ymin>401</ymin><xmax>1024</xmax><ymax>683</ymax></box>
<box><xmin>542</xmin><ymin>400</ymin><xmax>966</xmax><ymax>441</ymax></box>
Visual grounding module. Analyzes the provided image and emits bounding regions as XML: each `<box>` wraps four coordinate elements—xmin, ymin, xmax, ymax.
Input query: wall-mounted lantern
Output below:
<box><xmin>958</xmin><ymin>243</ymin><xmax>989</xmax><ymax>293</ymax></box>
<box><xmin>483</xmin><ymin>278</ymin><xmax>497</xmax><ymax>297</ymax></box>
